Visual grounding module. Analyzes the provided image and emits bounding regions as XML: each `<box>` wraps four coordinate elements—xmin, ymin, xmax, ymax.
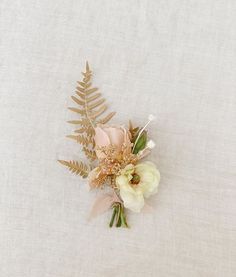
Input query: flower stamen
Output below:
<box><xmin>130</xmin><ymin>173</ymin><xmax>140</xmax><ymax>185</ymax></box>
<box><xmin>132</xmin><ymin>114</ymin><xmax>156</xmax><ymax>153</ymax></box>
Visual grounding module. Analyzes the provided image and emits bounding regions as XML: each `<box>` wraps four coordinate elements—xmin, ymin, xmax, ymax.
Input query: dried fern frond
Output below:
<box><xmin>74</xmin><ymin>126</ymin><xmax>95</xmax><ymax>138</ymax></box>
<box><xmin>67</xmin><ymin>118</ymin><xmax>90</xmax><ymax>126</ymax></box>
<box><xmin>68</xmin><ymin>62</ymin><xmax>116</xmax><ymax>150</ymax></box>
<box><xmin>66</xmin><ymin>134</ymin><xmax>92</xmax><ymax>146</ymax></box>
<box><xmin>58</xmin><ymin>160</ymin><xmax>89</xmax><ymax>178</ymax></box>
<box><xmin>98</xmin><ymin>112</ymin><xmax>116</xmax><ymax>124</ymax></box>
<box><xmin>60</xmin><ymin>62</ymin><xmax>116</xmax><ymax>179</ymax></box>
<box><xmin>82</xmin><ymin>147</ymin><xmax>97</xmax><ymax>161</ymax></box>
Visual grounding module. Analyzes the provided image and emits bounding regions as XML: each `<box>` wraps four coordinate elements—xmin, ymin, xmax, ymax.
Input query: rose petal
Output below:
<box><xmin>105</xmin><ymin>127</ymin><xmax>124</xmax><ymax>150</ymax></box>
<box><xmin>94</xmin><ymin>127</ymin><xmax>110</xmax><ymax>147</ymax></box>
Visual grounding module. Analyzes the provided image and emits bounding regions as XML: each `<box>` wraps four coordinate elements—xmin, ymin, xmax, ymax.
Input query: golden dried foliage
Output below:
<box><xmin>58</xmin><ymin>160</ymin><xmax>89</xmax><ymax>178</ymax></box>
<box><xmin>91</xmin><ymin>143</ymin><xmax>138</xmax><ymax>188</ymax></box>
<box><xmin>82</xmin><ymin>147</ymin><xmax>97</xmax><ymax>161</ymax></box>
<box><xmin>59</xmin><ymin>62</ymin><xmax>116</xmax><ymax>177</ymax></box>
<box><xmin>129</xmin><ymin>120</ymin><xmax>140</xmax><ymax>142</ymax></box>
<box><xmin>69</xmin><ymin>61</ymin><xmax>115</xmax><ymax>131</ymax></box>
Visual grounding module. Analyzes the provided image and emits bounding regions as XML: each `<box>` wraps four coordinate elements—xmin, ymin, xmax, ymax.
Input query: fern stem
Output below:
<box><xmin>85</xmin><ymin>99</ymin><xmax>95</xmax><ymax>129</ymax></box>
<box><xmin>84</xmin><ymin>66</ymin><xmax>96</xmax><ymax>130</ymax></box>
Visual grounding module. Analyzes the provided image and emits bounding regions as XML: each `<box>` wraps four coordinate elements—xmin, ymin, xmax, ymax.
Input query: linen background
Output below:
<box><xmin>0</xmin><ymin>0</ymin><xmax>236</xmax><ymax>276</ymax></box>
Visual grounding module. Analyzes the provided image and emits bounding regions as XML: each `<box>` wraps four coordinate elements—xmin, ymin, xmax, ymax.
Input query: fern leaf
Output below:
<box><xmin>82</xmin><ymin>147</ymin><xmax>97</xmax><ymax>161</ymax></box>
<box><xmin>71</xmin><ymin>96</ymin><xmax>84</xmax><ymax>106</ymax></box>
<box><xmin>74</xmin><ymin>126</ymin><xmax>95</xmax><ymax>136</ymax></box>
<box><xmin>76</xmin><ymin>91</ymin><xmax>85</xmax><ymax>99</ymax></box>
<box><xmin>58</xmin><ymin>160</ymin><xmax>89</xmax><ymax>178</ymax></box>
<box><xmin>76</xmin><ymin>86</ymin><xmax>85</xmax><ymax>93</ymax></box>
<box><xmin>74</xmin><ymin>127</ymin><xmax>87</xmax><ymax>133</ymax></box>
<box><xmin>78</xmin><ymin>81</ymin><xmax>86</xmax><ymax>87</ymax></box>
<box><xmin>84</xmin><ymin>82</ymin><xmax>92</xmax><ymax>89</ymax></box>
<box><xmin>67</xmin><ymin>62</ymin><xmax>116</xmax><ymax>150</ymax></box>
<box><xmin>68</xmin><ymin>107</ymin><xmax>85</xmax><ymax>115</ymax></box>
<box><xmin>67</xmin><ymin>118</ymin><xmax>91</xmax><ymax>126</ymax></box>
<box><xmin>87</xmin><ymin>93</ymin><xmax>101</xmax><ymax>103</ymax></box>
<box><xmin>82</xmin><ymin>72</ymin><xmax>90</xmax><ymax>78</ymax></box>
<box><xmin>87</xmin><ymin>98</ymin><xmax>105</xmax><ymax>110</ymax></box>
<box><xmin>86</xmin><ymin>61</ymin><xmax>90</xmax><ymax>72</ymax></box>
<box><xmin>98</xmin><ymin>112</ymin><xmax>116</xmax><ymax>124</ymax></box>
<box><xmin>90</xmin><ymin>105</ymin><xmax>107</xmax><ymax>119</ymax></box>
<box><xmin>85</xmin><ymin>88</ymin><xmax>98</xmax><ymax>95</ymax></box>
<box><xmin>61</xmin><ymin>63</ymin><xmax>117</xmax><ymax>180</ymax></box>
<box><xmin>86</xmin><ymin>127</ymin><xmax>95</xmax><ymax>137</ymax></box>
<box><xmin>79</xmin><ymin>118</ymin><xmax>91</xmax><ymax>126</ymax></box>
<box><xmin>66</xmin><ymin>134</ymin><xmax>91</xmax><ymax>146</ymax></box>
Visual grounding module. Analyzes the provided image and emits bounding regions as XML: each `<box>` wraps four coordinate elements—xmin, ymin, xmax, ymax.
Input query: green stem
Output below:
<box><xmin>109</xmin><ymin>203</ymin><xmax>129</xmax><ymax>228</ymax></box>
<box><xmin>116</xmin><ymin>204</ymin><xmax>122</xmax><ymax>227</ymax></box>
<box><xmin>109</xmin><ymin>206</ymin><xmax>117</xmax><ymax>228</ymax></box>
<box><xmin>120</xmin><ymin>205</ymin><xmax>129</xmax><ymax>228</ymax></box>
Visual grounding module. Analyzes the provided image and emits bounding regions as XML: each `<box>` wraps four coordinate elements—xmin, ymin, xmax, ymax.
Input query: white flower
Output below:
<box><xmin>116</xmin><ymin>162</ymin><xmax>160</xmax><ymax>212</ymax></box>
<box><xmin>148</xmin><ymin>114</ymin><xmax>156</xmax><ymax>121</ymax></box>
<box><xmin>146</xmin><ymin>140</ymin><xmax>156</xmax><ymax>149</ymax></box>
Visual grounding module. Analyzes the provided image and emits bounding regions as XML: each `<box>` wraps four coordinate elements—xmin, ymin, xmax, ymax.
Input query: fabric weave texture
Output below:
<box><xmin>0</xmin><ymin>1</ymin><xmax>236</xmax><ymax>276</ymax></box>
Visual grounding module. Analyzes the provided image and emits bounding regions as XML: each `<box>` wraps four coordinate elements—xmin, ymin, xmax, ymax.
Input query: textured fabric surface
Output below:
<box><xmin>1</xmin><ymin>1</ymin><xmax>236</xmax><ymax>276</ymax></box>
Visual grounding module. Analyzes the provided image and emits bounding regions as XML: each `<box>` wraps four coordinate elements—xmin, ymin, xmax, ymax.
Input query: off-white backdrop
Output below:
<box><xmin>1</xmin><ymin>1</ymin><xmax>236</xmax><ymax>276</ymax></box>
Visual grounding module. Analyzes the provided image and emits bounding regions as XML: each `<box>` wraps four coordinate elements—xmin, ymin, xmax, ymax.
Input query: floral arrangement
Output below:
<box><xmin>59</xmin><ymin>62</ymin><xmax>160</xmax><ymax>228</ymax></box>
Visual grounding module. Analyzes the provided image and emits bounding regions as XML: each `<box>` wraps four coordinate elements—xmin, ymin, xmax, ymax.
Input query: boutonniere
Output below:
<box><xmin>59</xmin><ymin>62</ymin><xmax>160</xmax><ymax>228</ymax></box>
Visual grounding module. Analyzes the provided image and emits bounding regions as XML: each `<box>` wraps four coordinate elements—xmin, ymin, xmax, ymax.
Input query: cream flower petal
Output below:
<box><xmin>116</xmin><ymin>175</ymin><xmax>128</xmax><ymax>187</ymax></box>
<box><xmin>116</xmin><ymin>161</ymin><xmax>160</xmax><ymax>212</ymax></box>
<box><xmin>136</xmin><ymin>162</ymin><xmax>160</xmax><ymax>198</ymax></box>
<box><xmin>119</xmin><ymin>182</ymin><xmax>145</xmax><ymax>213</ymax></box>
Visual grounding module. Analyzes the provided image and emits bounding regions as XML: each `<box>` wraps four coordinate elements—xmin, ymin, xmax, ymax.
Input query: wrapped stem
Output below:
<box><xmin>109</xmin><ymin>202</ymin><xmax>129</xmax><ymax>228</ymax></box>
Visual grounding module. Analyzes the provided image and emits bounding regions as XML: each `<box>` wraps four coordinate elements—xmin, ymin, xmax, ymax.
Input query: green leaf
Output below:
<box><xmin>133</xmin><ymin>131</ymin><xmax>147</xmax><ymax>154</ymax></box>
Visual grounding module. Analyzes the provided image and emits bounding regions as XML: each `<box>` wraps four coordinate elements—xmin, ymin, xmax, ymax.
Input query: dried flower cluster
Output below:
<box><xmin>59</xmin><ymin>63</ymin><xmax>160</xmax><ymax>228</ymax></box>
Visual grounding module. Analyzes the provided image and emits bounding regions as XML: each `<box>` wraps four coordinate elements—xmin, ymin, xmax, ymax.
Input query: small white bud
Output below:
<box><xmin>148</xmin><ymin>114</ymin><xmax>156</xmax><ymax>121</ymax></box>
<box><xmin>147</xmin><ymin>140</ymin><xmax>156</xmax><ymax>149</ymax></box>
